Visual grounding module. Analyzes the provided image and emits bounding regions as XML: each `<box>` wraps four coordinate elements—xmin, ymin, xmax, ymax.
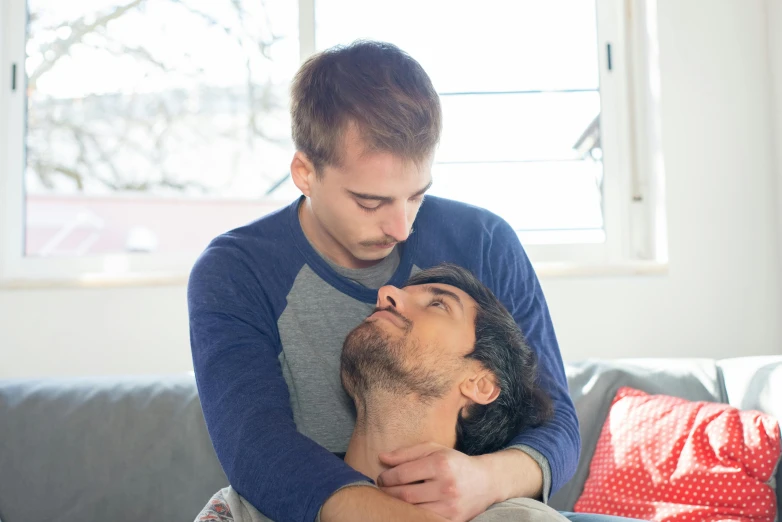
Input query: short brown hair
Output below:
<box><xmin>290</xmin><ymin>40</ymin><xmax>442</xmax><ymax>173</ymax></box>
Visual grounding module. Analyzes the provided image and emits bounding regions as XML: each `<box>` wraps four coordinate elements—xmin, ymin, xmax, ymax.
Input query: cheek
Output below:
<box><xmin>413</xmin><ymin>328</ymin><xmax>464</xmax><ymax>363</ymax></box>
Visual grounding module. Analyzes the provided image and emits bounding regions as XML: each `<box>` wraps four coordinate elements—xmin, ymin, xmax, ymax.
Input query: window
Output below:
<box><xmin>0</xmin><ymin>0</ymin><xmax>664</xmax><ymax>284</ymax></box>
<box><xmin>316</xmin><ymin>0</ymin><xmax>605</xmax><ymax>249</ymax></box>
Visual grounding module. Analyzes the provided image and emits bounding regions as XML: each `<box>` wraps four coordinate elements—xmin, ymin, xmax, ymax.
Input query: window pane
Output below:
<box><xmin>315</xmin><ymin>0</ymin><xmax>600</xmax><ymax>92</ymax></box>
<box><xmin>429</xmin><ymin>161</ymin><xmax>603</xmax><ymax>235</ymax></box>
<box><xmin>25</xmin><ymin>0</ymin><xmax>299</xmax><ymax>257</ymax></box>
<box><xmin>316</xmin><ymin>0</ymin><xmax>605</xmax><ymax>244</ymax></box>
<box><xmin>438</xmin><ymin>92</ymin><xmax>600</xmax><ymax>163</ymax></box>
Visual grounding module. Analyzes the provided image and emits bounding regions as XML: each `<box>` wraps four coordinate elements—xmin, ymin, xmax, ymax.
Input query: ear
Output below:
<box><xmin>290</xmin><ymin>151</ymin><xmax>318</xmax><ymax>197</ymax></box>
<box><xmin>459</xmin><ymin>369</ymin><xmax>500</xmax><ymax>406</ymax></box>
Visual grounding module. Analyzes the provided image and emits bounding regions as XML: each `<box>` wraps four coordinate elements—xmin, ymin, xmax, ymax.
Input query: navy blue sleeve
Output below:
<box><xmin>188</xmin><ymin>244</ymin><xmax>371</xmax><ymax>522</ymax></box>
<box><xmin>487</xmin><ymin>219</ymin><xmax>581</xmax><ymax>495</ymax></box>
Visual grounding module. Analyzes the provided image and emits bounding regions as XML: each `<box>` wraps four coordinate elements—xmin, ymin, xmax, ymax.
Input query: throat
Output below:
<box><xmin>343</xmin><ymin>393</ymin><xmax>460</xmax><ymax>481</ymax></box>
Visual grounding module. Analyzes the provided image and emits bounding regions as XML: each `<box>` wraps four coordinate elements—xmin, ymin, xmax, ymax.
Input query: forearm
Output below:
<box><xmin>476</xmin><ymin>448</ymin><xmax>544</xmax><ymax>504</ymax></box>
<box><xmin>321</xmin><ymin>485</ymin><xmax>448</xmax><ymax>522</ymax></box>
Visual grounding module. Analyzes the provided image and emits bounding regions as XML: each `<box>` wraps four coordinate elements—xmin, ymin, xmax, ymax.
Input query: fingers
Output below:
<box><xmin>378</xmin><ymin>442</ymin><xmax>442</xmax><ymax>467</ymax></box>
<box><xmin>380</xmin><ymin>481</ymin><xmax>441</xmax><ymax>505</ymax></box>
<box><xmin>377</xmin><ymin>457</ymin><xmax>439</xmax><ymax>487</ymax></box>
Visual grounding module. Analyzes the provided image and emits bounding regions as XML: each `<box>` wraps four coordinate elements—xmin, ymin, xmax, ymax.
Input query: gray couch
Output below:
<box><xmin>1</xmin><ymin>356</ymin><xmax>780</xmax><ymax>522</ymax></box>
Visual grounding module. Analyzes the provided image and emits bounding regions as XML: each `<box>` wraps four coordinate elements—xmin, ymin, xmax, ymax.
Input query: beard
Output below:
<box><xmin>340</xmin><ymin>319</ymin><xmax>451</xmax><ymax>409</ymax></box>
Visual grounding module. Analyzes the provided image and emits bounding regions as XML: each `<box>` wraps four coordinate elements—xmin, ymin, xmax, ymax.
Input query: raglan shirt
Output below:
<box><xmin>188</xmin><ymin>195</ymin><xmax>580</xmax><ymax>522</ymax></box>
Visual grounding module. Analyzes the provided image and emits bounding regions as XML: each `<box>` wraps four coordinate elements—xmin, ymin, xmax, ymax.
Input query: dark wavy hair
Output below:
<box><xmin>404</xmin><ymin>264</ymin><xmax>553</xmax><ymax>456</ymax></box>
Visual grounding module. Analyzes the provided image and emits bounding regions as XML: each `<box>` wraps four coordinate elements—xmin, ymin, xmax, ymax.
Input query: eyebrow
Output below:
<box><xmin>347</xmin><ymin>180</ymin><xmax>433</xmax><ymax>203</ymax></box>
<box><xmin>423</xmin><ymin>285</ymin><xmax>464</xmax><ymax>312</ymax></box>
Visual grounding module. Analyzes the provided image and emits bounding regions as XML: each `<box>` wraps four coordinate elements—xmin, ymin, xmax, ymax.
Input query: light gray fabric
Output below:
<box><xmin>217</xmin><ymin>487</ymin><xmax>566</xmax><ymax>522</ymax></box>
<box><xmin>0</xmin><ymin>374</ymin><xmax>227</xmax><ymax>522</ymax></box>
<box><xmin>320</xmin><ymin>243</ymin><xmax>401</xmax><ymax>289</ymax></box>
<box><xmin>472</xmin><ymin>497</ymin><xmax>569</xmax><ymax>521</ymax></box>
<box><xmin>276</xmin><ymin>264</ymin><xmax>374</xmax><ymax>452</ymax></box>
<box><xmin>549</xmin><ymin>358</ymin><xmax>725</xmax><ymax>511</ymax></box>
<box><xmin>223</xmin><ymin>486</ymin><xmax>272</xmax><ymax>521</ymax></box>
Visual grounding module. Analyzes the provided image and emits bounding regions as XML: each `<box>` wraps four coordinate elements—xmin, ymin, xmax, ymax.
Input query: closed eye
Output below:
<box><xmin>357</xmin><ymin>200</ymin><xmax>381</xmax><ymax>213</ymax></box>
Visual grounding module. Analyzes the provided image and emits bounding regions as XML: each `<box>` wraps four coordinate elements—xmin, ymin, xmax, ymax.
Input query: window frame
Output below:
<box><xmin>0</xmin><ymin>0</ymin><xmax>666</xmax><ymax>287</ymax></box>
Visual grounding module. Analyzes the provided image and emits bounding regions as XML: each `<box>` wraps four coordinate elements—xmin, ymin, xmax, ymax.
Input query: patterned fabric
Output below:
<box><xmin>575</xmin><ymin>387</ymin><xmax>781</xmax><ymax>521</ymax></box>
<box><xmin>195</xmin><ymin>489</ymin><xmax>234</xmax><ymax>522</ymax></box>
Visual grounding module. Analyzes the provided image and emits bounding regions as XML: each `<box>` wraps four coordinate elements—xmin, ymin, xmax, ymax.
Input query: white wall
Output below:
<box><xmin>1</xmin><ymin>0</ymin><xmax>781</xmax><ymax>378</ymax></box>
<box><xmin>544</xmin><ymin>0</ymin><xmax>781</xmax><ymax>360</ymax></box>
<box><xmin>771</xmin><ymin>0</ymin><xmax>782</xmax><ymax>286</ymax></box>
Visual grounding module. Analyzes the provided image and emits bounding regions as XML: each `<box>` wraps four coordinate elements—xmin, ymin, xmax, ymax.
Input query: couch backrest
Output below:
<box><xmin>0</xmin><ymin>374</ymin><xmax>226</xmax><ymax>522</ymax></box>
<box><xmin>1</xmin><ymin>358</ymin><xmax>780</xmax><ymax>522</ymax></box>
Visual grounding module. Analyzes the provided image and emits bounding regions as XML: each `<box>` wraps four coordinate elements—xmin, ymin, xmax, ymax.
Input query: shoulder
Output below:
<box><xmin>188</xmin><ymin>201</ymin><xmax>304</xmax><ymax>309</ymax></box>
<box><xmin>412</xmin><ymin>196</ymin><xmax>523</xmax><ymax>274</ymax></box>
<box><xmin>417</xmin><ymin>195</ymin><xmax>512</xmax><ymax>236</ymax></box>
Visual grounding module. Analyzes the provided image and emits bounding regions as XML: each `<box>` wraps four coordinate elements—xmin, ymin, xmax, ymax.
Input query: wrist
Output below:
<box><xmin>476</xmin><ymin>452</ymin><xmax>511</xmax><ymax>504</ymax></box>
<box><xmin>479</xmin><ymin>449</ymin><xmax>543</xmax><ymax>502</ymax></box>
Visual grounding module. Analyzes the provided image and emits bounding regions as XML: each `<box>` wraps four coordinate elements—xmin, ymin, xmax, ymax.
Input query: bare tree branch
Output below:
<box><xmin>29</xmin><ymin>0</ymin><xmax>147</xmax><ymax>91</ymax></box>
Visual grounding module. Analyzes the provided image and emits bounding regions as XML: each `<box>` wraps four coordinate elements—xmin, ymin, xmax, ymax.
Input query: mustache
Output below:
<box><xmin>359</xmin><ymin>228</ymin><xmax>414</xmax><ymax>248</ymax></box>
<box><xmin>371</xmin><ymin>306</ymin><xmax>413</xmax><ymax>329</ymax></box>
<box><xmin>360</xmin><ymin>237</ymin><xmax>399</xmax><ymax>248</ymax></box>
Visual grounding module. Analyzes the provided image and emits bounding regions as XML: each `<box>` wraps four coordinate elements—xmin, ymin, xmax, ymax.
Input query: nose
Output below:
<box><xmin>376</xmin><ymin>285</ymin><xmax>406</xmax><ymax>313</ymax></box>
<box><xmin>382</xmin><ymin>206</ymin><xmax>410</xmax><ymax>243</ymax></box>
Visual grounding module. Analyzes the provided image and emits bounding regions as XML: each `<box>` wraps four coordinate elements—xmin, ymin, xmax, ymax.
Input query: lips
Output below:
<box><xmin>369</xmin><ymin>309</ymin><xmax>407</xmax><ymax>329</ymax></box>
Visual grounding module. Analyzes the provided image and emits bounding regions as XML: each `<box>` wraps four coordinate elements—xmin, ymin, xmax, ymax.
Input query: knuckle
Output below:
<box><xmin>441</xmin><ymin>479</ymin><xmax>458</xmax><ymax>498</ymax></box>
<box><xmin>434</xmin><ymin>454</ymin><xmax>451</xmax><ymax>474</ymax></box>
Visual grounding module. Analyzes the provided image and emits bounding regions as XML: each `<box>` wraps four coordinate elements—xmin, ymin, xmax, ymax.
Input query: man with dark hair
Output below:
<box><xmin>341</xmin><ymin>263</ymin><xmax>553</xmax><ymax>461</ymax></box>
<box><xmin>196</xmin><ymin>264</ymin><xmax>567</xmax><ymax>522</ymax></box>
<box><xmin>190</xmin><ymin>40</ymin><xmax>637</xmax><ymax>521</ymax></box>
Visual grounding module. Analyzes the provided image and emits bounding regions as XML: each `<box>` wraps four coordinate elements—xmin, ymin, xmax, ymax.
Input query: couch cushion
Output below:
<box><xmin>0</xmin><ymin>374</ymin><xmax>227</xmax><ymax>522</ymax></box>
<box><xmin>550</xmin><ymin>359</ymin><xmax>725</xmax><ymax>511</ymax></box>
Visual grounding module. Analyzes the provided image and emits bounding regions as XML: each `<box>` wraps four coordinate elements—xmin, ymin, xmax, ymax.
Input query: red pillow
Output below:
<box><xmin>574</xmin><ymin>387</ymin><xmax>781</xmax><ymax>521</ymax></box>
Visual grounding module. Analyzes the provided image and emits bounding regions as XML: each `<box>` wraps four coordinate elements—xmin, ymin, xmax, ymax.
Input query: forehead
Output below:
<box><xmin>326</xmin><ymin>125</ymin><xmax>432</xmax><ymax>188</ymax></box>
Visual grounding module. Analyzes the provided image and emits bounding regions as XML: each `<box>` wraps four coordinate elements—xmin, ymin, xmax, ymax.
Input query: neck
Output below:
<box><xmin>344</xmin><ymin>390</ymin><xmax>461</xmax><ymax>481</ymax></box>
<box><xmin>298</xmin><ymin>197</ymin><xmax>381</xmax><ymax>269</ymax></box>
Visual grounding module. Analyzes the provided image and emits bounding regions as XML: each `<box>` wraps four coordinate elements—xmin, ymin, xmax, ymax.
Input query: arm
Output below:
<box><xmin>488</xmin><ymin>218</ymin><xmax>581</xmax><ymax>497</ymax></box>
<box><xmin>321</xmin><ymin>486</ymin><xmax>448</xmax><ymax>522</ymax></box>
<box><xmin>188</xmin><ymin>247</ymin><xmax>371</xmax><ymax>522</ymax></box>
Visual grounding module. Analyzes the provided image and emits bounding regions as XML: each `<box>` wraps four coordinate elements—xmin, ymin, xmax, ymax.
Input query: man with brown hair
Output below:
<box><xmin>189</xmin><ymin>40</ymin><xmax>613</xmax><ymax>521</ymax></box>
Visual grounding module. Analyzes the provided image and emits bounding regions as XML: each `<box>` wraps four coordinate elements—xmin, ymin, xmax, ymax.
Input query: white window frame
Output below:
<box><xmin>0</xmin><ymin>0</ymin><xmax>666</xmax><ymax>287</ymax></box>
<box><xmin>522</xmin><ymin>0</ymin><xmax>667</xmax><ymax>275</ymax></box>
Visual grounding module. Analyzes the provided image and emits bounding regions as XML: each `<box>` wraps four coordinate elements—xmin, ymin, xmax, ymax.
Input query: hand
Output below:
<box><xmin>376</xmin><ymin>442</ymin><xmax>499</xmax><ymax>522</ymax></box>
